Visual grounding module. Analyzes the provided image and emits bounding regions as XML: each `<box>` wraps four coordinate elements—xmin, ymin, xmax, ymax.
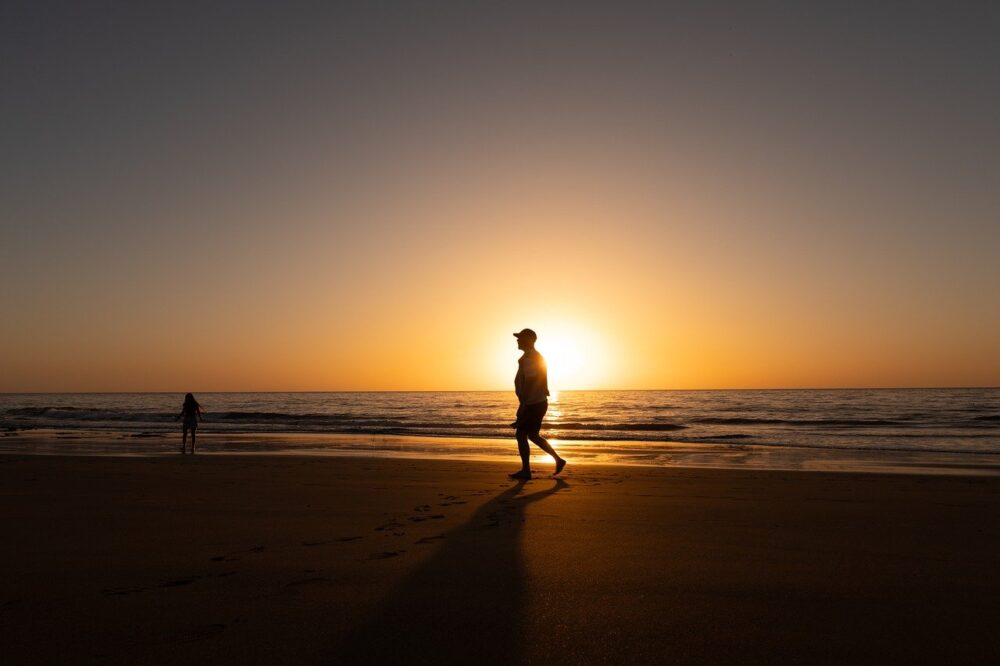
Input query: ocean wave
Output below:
<box><xmin>8</xmin><ymin>406</ymin><xmax>85</xmax><ymax>416</ymax></box>
<box><xmin>551</xmin><ymin>422</ymin><xmax>686</xmax><ymax>431</ymax></box>
<box><xmin>691</xmin><ymin>417</ymin><xmax>910</xmax><ymax>427</ymax></box>
<box><xmin>6</xmin><ymin>407</ymin><xmax>174</xmax><ymax>422</ymax></box>
<box><xmin>3</xmin><ymin>389</ymin><xmax>998</xmax><ymax>455</ymax></box>
<box><xmin>214</xmin><ymin>410</ymin><xmax>356</xmax><ymax>421</ymax></box>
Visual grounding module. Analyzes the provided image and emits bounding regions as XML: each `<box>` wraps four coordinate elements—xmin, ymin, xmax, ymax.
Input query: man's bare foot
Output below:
<box><xmin>509</xmin><ymin>470</ymin><xmax>532</xmax><ymax>480</ymax></box>
<box><xmin>554</xmin><ymin>458</ymin><xmax>566</xmax><ymax>475</ymax></box>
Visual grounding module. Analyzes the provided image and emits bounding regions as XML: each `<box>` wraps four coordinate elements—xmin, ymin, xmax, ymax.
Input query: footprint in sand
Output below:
<box><xmin>1</xmin><ymin>598</ymin><xmax>24</xmax><ymax>611</ymax></box>
<box><xmin>161</xmin><ymin>576</ymin><xmax>200</xmax><ymax>588</ymax></box>
<box><xmin>284</xmin><ymin>577</ymin><xmax>331</xmax><ymax>594</ymax></box>
<box><xmin>103</xmin><ymin>586</ymin><xmax>146</xmax><ymax>596</ymax></box>
<box><xmin>407</xmin><ymin>514</ymin><xmax>445</xmax><ymax>523</ymax></box>
<box><xmin>177</xmin><ymin>623</ymin><xmax>226</xmax><ymax>643</ymax></box>
<box><xmin>302</xmin><ymin>535</ymin><xmax>365</xmax><ymax>547</ymax></box>
<box><xmin>211</xmin><ymin>545</ymin><xmax>266</xmax><ymax>562</ymax></box>
<box><xmin>375</xmin><ymin>520</ymin><xmax>406</xmax><ymax>536</ymax></box>
<box><xmin>415</xmin><ymin>534</ymin><xmax>446</xmax><ymax>545</ymax></box>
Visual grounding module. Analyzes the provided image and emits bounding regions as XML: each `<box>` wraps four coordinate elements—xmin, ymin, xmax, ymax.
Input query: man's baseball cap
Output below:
<box><xmin>513</xmin><ymin>328</ymin><xmax>537</xmax><ymax>342</ymax></box>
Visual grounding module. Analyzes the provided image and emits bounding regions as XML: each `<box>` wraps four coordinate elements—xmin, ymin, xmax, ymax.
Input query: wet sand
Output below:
<box><xmin>2</xmin><ymin>454</ymin><xmax>999</xmax><ymax>663</ymax></box>
<box><xmin>6</xmin><ymin>428</ymin><xmax>1000</xmax><ymax>475</ymax></box>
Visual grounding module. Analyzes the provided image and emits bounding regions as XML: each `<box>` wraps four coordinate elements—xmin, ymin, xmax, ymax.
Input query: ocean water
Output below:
<box><xmin>2</xmin><ymin>389</ymin><xmax>999</xmax><ymax>464</ymax></box>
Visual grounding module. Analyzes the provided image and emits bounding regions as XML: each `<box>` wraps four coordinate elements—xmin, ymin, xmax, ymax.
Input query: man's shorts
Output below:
<box><xmin>515</xmin><ymin>401</ymin><xmax>548</xmax><ymax>434</ymax></box>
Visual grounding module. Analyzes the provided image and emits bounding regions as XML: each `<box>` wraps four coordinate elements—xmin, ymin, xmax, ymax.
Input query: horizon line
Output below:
<box><xmin>1</xmin><ymin>386</ymin><xmax>998</xmax><ymax>395</ymax></box>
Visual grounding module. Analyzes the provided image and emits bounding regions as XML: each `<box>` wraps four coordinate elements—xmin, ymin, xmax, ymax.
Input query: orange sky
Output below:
<box><xmin>4</xmin><ymin>145</ymin><xmax>997</xmax><ymax>391</ymax></box>
<box><xmin>2</xmin><ymin>4</ymin><xmax>999</xmax><ymax>391</ymax></box>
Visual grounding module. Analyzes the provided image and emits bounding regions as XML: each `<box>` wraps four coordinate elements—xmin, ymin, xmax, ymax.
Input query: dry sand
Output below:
<box><xmin>1</xmin><ymin>454</ymin><xmax>999</xmax><ymax>664</ymax></box>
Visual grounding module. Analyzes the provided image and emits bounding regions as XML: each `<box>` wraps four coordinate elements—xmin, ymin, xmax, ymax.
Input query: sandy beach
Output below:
<box><xmin>1</xmin><ymin>453</ymin><xmax>998</xmax><ymax>664</ymax></box>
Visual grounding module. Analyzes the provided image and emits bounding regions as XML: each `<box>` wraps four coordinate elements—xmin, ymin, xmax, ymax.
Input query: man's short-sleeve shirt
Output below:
<box><xmin>515</xmin><ymin>350</ymin><xmax>549</xmax><ymax>405</ymax></box>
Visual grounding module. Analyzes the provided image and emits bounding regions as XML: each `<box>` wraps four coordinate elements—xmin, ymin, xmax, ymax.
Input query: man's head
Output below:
<box><xmin>513</xmin><ymin>328</ymin><xmax>537</xmax><ymax>351</ymax></box>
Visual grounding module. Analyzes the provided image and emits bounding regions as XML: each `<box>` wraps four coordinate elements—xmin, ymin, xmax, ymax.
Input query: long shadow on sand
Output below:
<box><xmin>334</xmin><ymin>479</ymin><xmax>568</xmax><ymax>664</ymax></box>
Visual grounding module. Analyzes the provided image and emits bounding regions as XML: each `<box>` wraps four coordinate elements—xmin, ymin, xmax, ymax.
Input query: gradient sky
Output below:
<box><xmin>2</xmin><ymin>1</ymin><xmax>998</xmax><ymax>391</ymax></box>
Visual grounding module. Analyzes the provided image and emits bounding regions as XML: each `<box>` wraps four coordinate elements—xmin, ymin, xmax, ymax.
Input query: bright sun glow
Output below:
<box><xmin>532</xmin><ymin>324</ymin><xmax>606</xmax><ymax>390</ymax></box>
<box><xmin>489</xmin><ymin>321</ymin><xmax>611</xmax><ymax>391</ymax></box>
<box><xmin>539</xmin><ymin>335</ymin><xmax>582</xmax><ymax>389</ymax></box>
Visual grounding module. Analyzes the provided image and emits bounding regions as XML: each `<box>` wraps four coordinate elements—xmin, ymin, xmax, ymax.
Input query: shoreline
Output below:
<box><xmin>2</xmin><ymin>428</ymin><xmax>1000</xmax><ymax>476</ymax></box>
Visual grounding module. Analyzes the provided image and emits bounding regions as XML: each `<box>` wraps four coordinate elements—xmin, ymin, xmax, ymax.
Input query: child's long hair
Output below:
<box><xmin>183</xmin><ymin>393</ymin><xmax>201</xmax><ymax>415</ymax></box>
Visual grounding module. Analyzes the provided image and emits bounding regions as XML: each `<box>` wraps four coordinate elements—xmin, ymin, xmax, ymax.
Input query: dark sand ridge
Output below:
<box><xmin>1</xmin><ymin>454</ymin><xmax>999</xmax><ymax>664</ymax></box>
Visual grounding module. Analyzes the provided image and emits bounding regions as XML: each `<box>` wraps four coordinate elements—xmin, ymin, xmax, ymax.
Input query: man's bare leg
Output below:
<box><xmin>528</xmin><ymin>432</ymin><xmax>566</xmax><ymax>475</ymax></box>
<box><xmin>510</xmin><ymin>431</ymin><xmax>532</xmax><ymax>479</ymax></box>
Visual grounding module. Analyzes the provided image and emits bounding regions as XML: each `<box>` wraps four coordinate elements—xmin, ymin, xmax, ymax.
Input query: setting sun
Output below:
<box><xmin>530</xmin><ymin>324</ymin><xmax>608</xmax><ymax>391</ymax></box>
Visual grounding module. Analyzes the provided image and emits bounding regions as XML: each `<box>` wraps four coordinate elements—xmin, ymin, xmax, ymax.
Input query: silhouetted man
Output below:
<box><xmin>510</xmin><ymin>328</ymin><xmax>566</xmax><ymax>480</ymax></box>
